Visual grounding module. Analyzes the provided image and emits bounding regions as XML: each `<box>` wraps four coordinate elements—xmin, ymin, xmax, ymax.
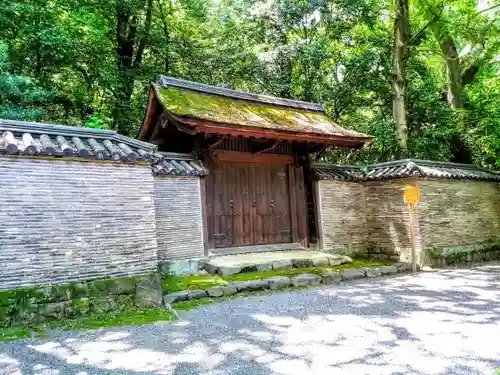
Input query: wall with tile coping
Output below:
<box><xmin>154</xmin><ymin>176</ymin><xmax>205</xmax><ymax>262</ymax></box>
<box><xmin>418</xmin><ymin>179</ymin><xmax>500</xmax><ymax>248</ymax></box>
<box><xmin>316</xmin><ymin>181</ymin><xmax>367</xmax><ymax>254</ymax></box>
<box><xmin>0</xmin><ymin>157</ymin><xmax>159</xmax><ymax>290</ymax></box>
<box><xmin>317</xmin><ymin>177</ymin><xmax>500</xmax><ymax>264</ymax></box>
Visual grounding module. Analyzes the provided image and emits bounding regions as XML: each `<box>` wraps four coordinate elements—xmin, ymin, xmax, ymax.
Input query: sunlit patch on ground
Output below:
<box><xmin>1</xmin><ymin>264</ymin><xmax>499</xmax><ymax>375</ymax></box>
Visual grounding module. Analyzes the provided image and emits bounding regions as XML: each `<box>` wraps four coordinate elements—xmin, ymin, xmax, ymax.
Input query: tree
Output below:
<box><xmin>391</xmin><ymin>0</ymin><xmax>410</xmax><ymax>155</ymax></box>
<box><xmin>0</xmin><ymin>41</ymin><xmax>51</xmax><ymax>121</ymax></box>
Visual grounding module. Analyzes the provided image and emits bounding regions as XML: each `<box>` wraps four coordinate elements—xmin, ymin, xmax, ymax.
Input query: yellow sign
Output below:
<box><xmin>403</xmin><ymin>185</ymin><xmax>420</xmax><ymax>205</ymax></box>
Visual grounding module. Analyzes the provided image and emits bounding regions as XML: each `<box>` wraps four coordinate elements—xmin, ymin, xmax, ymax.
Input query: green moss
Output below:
<box><xmin>163</xmin><ymin>258</ymin><xmax>391</xmax><ymax>292</ymax></box>
<box><xmin>173</xmin><ymin>298</ymin><xmax>215</xmax><ymax>311</ymax></box>
<box><xmin>163</xmin><ymin>274</ymin><xmax>227</xmax><ymax>293</ymax></box>
<box><xmin>225</xmin><ymin>258</ymin><xmax>391</xmax><ymax>282</ymax></box>
<box><xmin>156</xmin><ymin>86</ymin><xmax>344</xmax><ymax>133</ymax></box>
<box><xmin>57</xmin><ymin>308</ymin><xmax>172</xmax><ymax>330</ymax></box>
<box><xmin>0</xmin><ymin>327</ymin><xmax>31</xmax><ymax>342</ymax></box>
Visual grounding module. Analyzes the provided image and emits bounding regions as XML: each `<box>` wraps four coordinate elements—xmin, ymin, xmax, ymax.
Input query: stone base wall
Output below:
<box><xmin>424</xmin><ymin>242</ymin><xmax>500</xmax><ymax>267</ymax></box>
<box><xmin>0</xmin><ymin>273</ymin><xmax>162</xmax><ymax>328</ymax></box>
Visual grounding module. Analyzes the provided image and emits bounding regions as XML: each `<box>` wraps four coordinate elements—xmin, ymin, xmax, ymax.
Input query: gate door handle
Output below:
<box><xmin>252</xmin><ymin>200</ymin><xmax>256</xmax><ymax>207</ymax></box>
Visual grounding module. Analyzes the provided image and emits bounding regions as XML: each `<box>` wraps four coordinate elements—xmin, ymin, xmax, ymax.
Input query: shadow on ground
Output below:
<box><xmin>1</xmin><ymin>264</ymin><xmax>500</xmax><ymax>375</ymax></box>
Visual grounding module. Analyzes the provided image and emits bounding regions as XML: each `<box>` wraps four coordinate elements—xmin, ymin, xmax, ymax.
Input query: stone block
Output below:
<box><xmin>291</xmin><ymin>273</ymin><xmax>321</xmax><ymax>287</ymax></box>
<box><xmin>266</xmin><ymin>276</ymin><xmax>291</xmax><ymax>290</ymax></box>
<box><xmin>393</xmin><ymin>262</ymin><xmax>413</xmax><ymax>273</ymax></box>
<box><xmin>312</xmin><ymin>257</ymin><xmax>329</xmax><ymax>267</ymax></box>
<box><xmin>272</xmin><ymin>259</ymin><xmax>293</xmax><ymax>270</ymax></box>
<box><xmin>163</xmin><ymin>291</ymin><xmax>190</xmax><ymax>305</ymax></box>
<box><xmin>328</xmin><ymin>257</ymin><xmax>345</xmax><ymax>266</ymax></box>
<box><xmin>365</xmin><ymin>267</ymin><xmax>382</xmax><ymax>278</ymax></box>
<box><xmin>116</xmin><ymin>295</ymin><xmax>134</xmax><ymax>310</ymax></box>
<box><xmin>292</xmin><ymin>259</ymin><xmax>313</xmax><ymax>268</ymax></box>
<box><xmin>231</xmin><ymin>280</ymin><xmax>269</xmax><ymax>292</ymax></box>
<box><xmin>0</xmin><ymin>307</ymin><xmax>10</xmax><ymax>327</ymax></box>
<box><xmin>50</xmin><ymin>285</ymin><xmax>71</xmax><ymax>302</ymax></box>
<box><xmin>109</xmin><ymin>278</ymin><xmax>136</xmax><ymax>295</ymax></box>
<box><xmin>39</xmin><ymin>301</ymin><xmax>66</xmax><ymax>320</ymax></box>
<box><xmin>70</xmin><ymin>283</ymin><xmax>89</xmax><ymax>298</ymax></box>
<box><xmin>200</xmin><ymin>261</ymin><xmax>219</xmax><ymax>275</ymax></box>
<box><xmin>216</xmin><ymin>266</ymin><xmax>242</xmax><ymax>277</ymax></box>
<box><xmin>13</xmin><ymin>310</ymin><xmax>38</xmax><ymax>326</ymax></box>
<box><xmin>187</xmin><ymin>290</ymin><xmax>208</xmax><ymax>300</ymax></box>
<box><xmin>67</xmin><ymin>298</ymin><xmax>90</xmax><ymax>316</ymax></box>
<box><xmin>380</xmin><ymin>266</ymin><xmax>398</xmax><ymax>275</ymax></box>
<box><xmin>134</xmin><ymin>274</ymin><xmax>163</xmax><ymax>307</ymax></box>
<box><xmin>256</xmin><ymin>262</ymin><xmax>273</xmax><ymax>272</ymax></box>
<box><xmin>88</xmin><ymin>279</ymin><xmax>112</xmax><ymax>297</ymax></box>
<box><xmin>91</xmin><ymin>297</ymin><xmax>117</xmax><ymax>315</ymax></box>
<box><xmin>34</xmin><ymin>287</ymin><xmax>53</xmax><ymax>304</ymax></box>
<box><xmin>206</xmin><ymin>287</ymin><xmax>225</xmax><ymax>298</ymax></box>
<box><xmin>159</xmin><ymin>260</ymin><xmax>200</xmax><ymax>276</ymax></box>
<box><xmin>341</xmin><ymin>269</ymin><xmax>365</xmax><ymax>280</ymax></box>
<box><xmin>220</xmin><ymin>286</ymin><xmax>237</xmax><ymax>296</ymax></box>
<box><xmin>320</xmin><ymin>269</ymin><xmax>342</xmax><ymax>284</ymax></box>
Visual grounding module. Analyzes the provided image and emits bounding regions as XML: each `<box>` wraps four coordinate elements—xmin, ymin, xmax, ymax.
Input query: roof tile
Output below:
<box><xmin>0</xmin><ymin>119</ymin><xmax>156</xmax><ymax>163</ymax></box>
<box><xmin>312</xmin><ymin>159</ymin><xmax>500</xmax><ymax>182</ymax></box>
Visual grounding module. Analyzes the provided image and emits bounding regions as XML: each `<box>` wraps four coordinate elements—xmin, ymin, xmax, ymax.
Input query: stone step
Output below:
<box><xmin>200</xmin><ymin>250</ymin><xmax>353</xmax><ymax>276</ymax></box>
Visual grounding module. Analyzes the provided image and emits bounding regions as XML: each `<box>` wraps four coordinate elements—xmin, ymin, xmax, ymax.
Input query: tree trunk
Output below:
<box><xmin>391</xmin><ymin>0</ymin><xmax>410</xmax><ymax>155</ymax></box>
<box><xmin>112</xmin><ymin>0</ymin><xmax>153</xmax><ymax>136</ymax></box>
<box><xmin>440</xmin><ymin>36</ymin><xmax>463</xmax><ymax>108</ymax></box>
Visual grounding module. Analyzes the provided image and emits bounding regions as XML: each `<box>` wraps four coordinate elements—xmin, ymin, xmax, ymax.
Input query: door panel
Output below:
<box><xmin>253</xmin><ymin>164</ymin><xmax>292</xmax><ymax>245</ymax></box>
<box><xmin>210</xmin><ymin>161</ymin><xmax>293</xmax><ymax>247</ymax></box>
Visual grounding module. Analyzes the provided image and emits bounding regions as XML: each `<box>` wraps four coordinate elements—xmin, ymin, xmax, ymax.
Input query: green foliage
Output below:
<box><xmin>0</xmin><ymin>0</ymin><xmax>499</xmax><ymax>165</ymax></box>
<box><xmin>0</xmin><ymin>41</ymin><xmax>51</xmax><ymax>121</ymax></box>
<box><xmin>84</xmin><ymin>114</ymin><xmax>104</xmax><ymax>129</ymax></box>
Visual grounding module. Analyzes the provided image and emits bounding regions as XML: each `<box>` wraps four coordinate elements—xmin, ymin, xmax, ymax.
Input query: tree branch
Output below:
<box><xmin>134</xmin><ymin>0</ymin><xmax>154</xmax><ymax>69</ymax></box>
<box><xmin>409</xmin><ymin>5</ymin><xmax>444</xmax><ymax>46</ymax></box>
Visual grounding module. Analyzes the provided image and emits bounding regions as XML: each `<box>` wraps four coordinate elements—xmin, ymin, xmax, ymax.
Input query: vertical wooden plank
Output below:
<box><xmin>199</xmin><ymin>178</ymin><xmax>209</xmax><ymax>255</ymax></box>
<box><xmin>295</xmin><ymin>166</ymin><xmax>308</xmax><ymax>247</ymax></box>
<box><xmin>312</xmin><ymin>181</ymin><xmax>324</xmax><ymax>250</ymax></box>
<box><xmin>249</xmin><ymin>163</ymin><xmax>256</xmax><ymax>245</ymax></box>
<box><xmin>205</xmin><ymin>165</ymin><xmax>215</xmax><ymax>250</ymax></box>
<box><xmin>242</xmin><ymin>163</ymin><xmax>252</xmax><ymax>245</ymax></box>
<box><xmin>279</xmin><ymin>164</ymin><xmax>292</xmax><ymax>243</ymax></box>
<box><xmin>288</xmin><ymin>164</ymin><xmax>299</xmax><ymax>244</ymax></box>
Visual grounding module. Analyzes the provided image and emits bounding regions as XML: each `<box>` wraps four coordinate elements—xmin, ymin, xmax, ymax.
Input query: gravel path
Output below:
<box><xmin>1</xmin><ymin>265</ymin><xmax>500</xmax><ymax>375</ymax></box>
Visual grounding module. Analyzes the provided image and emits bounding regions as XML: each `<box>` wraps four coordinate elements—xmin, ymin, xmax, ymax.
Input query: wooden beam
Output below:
<box><xmin>251</xmin><ymin>141</ymin><xmax>279</xmax><ymax>154</ymax></box>
<box><xmin>177</xmin><ymin>116</ymin><xmax>371</xmax><ymax>148</ymax></box>
<box><xmin>208</xmin><ymin>137</ymin><xmax>225</xmax><ymax>149</ymax></box>
<box><xmin>212</xmin><ymin>150</ymin><xmax>294</xmax><ymax>165</ymax></box>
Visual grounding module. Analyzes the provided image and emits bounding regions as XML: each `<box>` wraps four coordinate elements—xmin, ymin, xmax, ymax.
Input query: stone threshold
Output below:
<box><xmin>163</xmin><ymin>262</ymin><xmax>414</xmax><ymax>306</ymax></box>
<box><xmin>201</xmin><ymin>250</ymin><xmax>352</xmax><ymax>276</ymax></box>
<box><xmin>209</xmin><ymin>243</ymin><xmax>304</xmax><ymax>257</ymax></box>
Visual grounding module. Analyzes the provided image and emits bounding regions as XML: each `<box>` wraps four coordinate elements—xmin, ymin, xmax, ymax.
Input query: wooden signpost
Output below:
<box><xmin>403</xmin><ymin>185</ymin><xmax>420</xmax><ymax>273</ymax></box>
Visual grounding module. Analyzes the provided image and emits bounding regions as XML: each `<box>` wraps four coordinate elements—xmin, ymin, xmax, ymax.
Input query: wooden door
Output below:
<box><xmin>253</xmin><ymin>164</ymin><xmax>292</xmax><ymax>245</ymax></box>
<box><xmin>211</xmin><ymin>162</ymin><xmax>253</xmax><ymax>248</ymax></box>
<box><xmin>209</xmin><ymin>161</ymin><xmax>292</xmax><ymax>248</ymax></box>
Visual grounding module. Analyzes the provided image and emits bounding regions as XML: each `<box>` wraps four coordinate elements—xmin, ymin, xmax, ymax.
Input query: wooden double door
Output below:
<box><xmin>207</xmin><ymin>161</ymin><xmax>295</xmax><ymax>248</ymax></box>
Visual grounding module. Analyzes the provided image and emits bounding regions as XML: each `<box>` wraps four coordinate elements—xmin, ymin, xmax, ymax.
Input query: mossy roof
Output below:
<box><xmin>153</xmin><ymin>84</ymin><xmax>370</xmax><ymax>140</ymax></box>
